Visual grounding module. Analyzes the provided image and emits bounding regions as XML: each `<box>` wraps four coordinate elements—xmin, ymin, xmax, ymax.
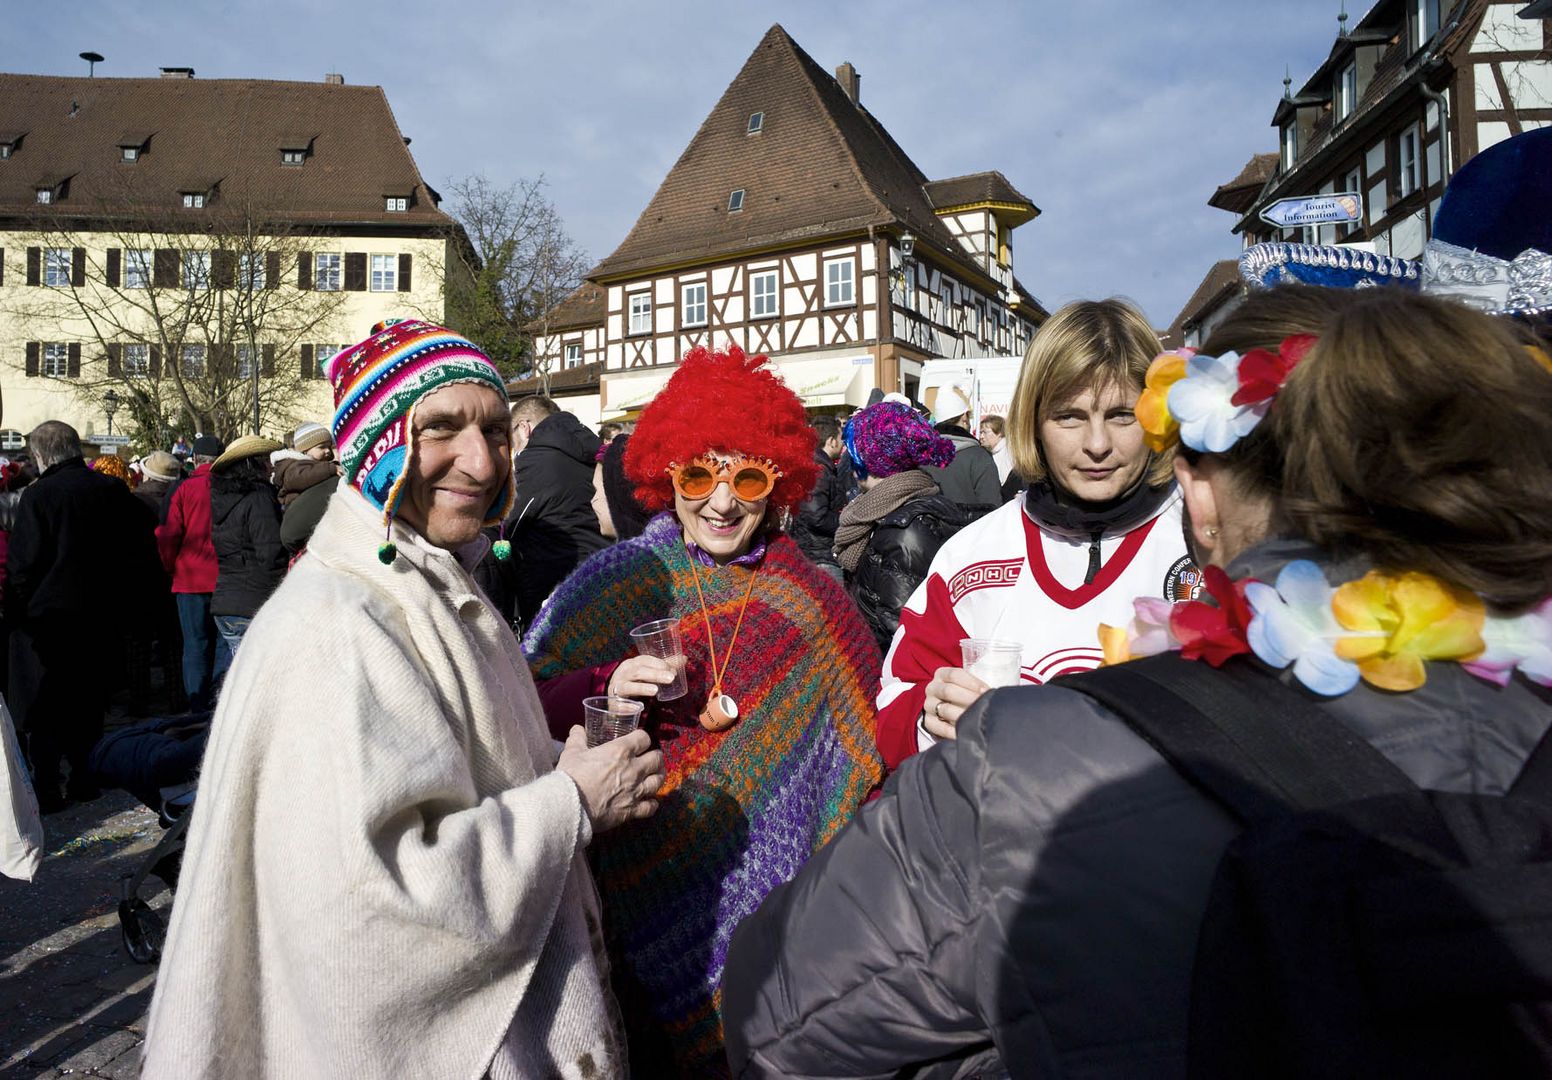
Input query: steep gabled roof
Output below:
<box><xmin>525</xmin><ymin>282</ymin><xmax>607</xmax><ymax>333</ymax></box>
<box><xmin>1208</xmin><ymin>153</ymin><xmax>1278</xmax><ymax>215</ymax></box>
<box><xmin>0</xmin><ymin>73</ymin><xmax>452</xmax><ymax>228</ymax></box>
<box><xmin>1162</xmin><ymin>259</ymin><xmax>1241</xmax><ymax>348</ymax></box>
<box><xmin>924</xmin><ymin>171</ymin><xmax>1038</xmax><ymax>218</ymax></box>
<box><xmin>506</xmin><ymin>360</ymin><xmax>603</xmax><ymax>398</ymax></box>
<box><xmin>588</xmin><ymin>25</ymin><xmax>1013</xmax><ymax>287</ymax></box>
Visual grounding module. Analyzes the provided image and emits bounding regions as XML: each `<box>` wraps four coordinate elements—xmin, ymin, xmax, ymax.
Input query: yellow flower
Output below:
<box><xmin>1136</xmin><ymin>351</ymin><xmax>1189</xmax><ymax>453</ymax></box>
<box><xmin>1332</xmin><ymin>570</ymin><xmax>1486</xmax><ymax>691</ymax></box>
<box><xmin>1099</xmin><ymin>623</ymin><xmax>1131</xmax><ymax>666</ymax></box>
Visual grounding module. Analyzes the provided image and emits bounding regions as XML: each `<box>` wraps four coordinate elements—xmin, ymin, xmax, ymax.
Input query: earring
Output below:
<box><xmin>1205</xmin><ymin>526</ymin><xmax>1220</xmax><ymax>539</ymax></box>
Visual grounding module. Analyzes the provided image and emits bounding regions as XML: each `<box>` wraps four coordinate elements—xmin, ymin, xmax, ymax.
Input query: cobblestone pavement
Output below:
<box><xmin>0</xmin><ymin>791</ymin><xmax>167</xmax><ymax>1078</ymax></box>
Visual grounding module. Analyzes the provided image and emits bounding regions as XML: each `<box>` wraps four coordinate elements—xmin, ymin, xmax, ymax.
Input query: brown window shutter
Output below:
<box><xmin>154</xmin><ymin>249</ymin><xmax>179</xmax><ymax>288</ymax></box>
<box><xmin>24</xmin><ymin>342</ymin><xmax>39</xmax><ymax>377</ymax></box>
<box><xmin>265</xmin><ymin>251</ymin><xmax>280</xmax><ymax>289</ymax></box>
<box><xmin>262</xmin><ymin>343</ymin><xmax>276</xmax><ymax>376</ymax></box>
<box><xmin>398</xmin><ymin>253</ymin><xmax>412</xmax><ymax>292</ymax></box>
<box><xmin>106</xmin><ymin>248</ymin><xmax>121</xmax><ymax>287</ymax></box>
<box><xmin>298</xmin><ymin>252</ymin><xmax>313</xmax><ymax>290</ymax></box>
<box><xmin>212</xmin><ymin>250</ymin><xmax>236</xmax><ymax>289</ymax></box>
<box><xmin>107</xmin><ymin>342</ymin><xmax>122</xmax><ymax>376</ymax></box>
<box><xmin>67</xmin><ymin>342</ymin><xmax>81</xmax><ymax>378</ymax></box>
<box><xmin>300</xmin><ymin>343</ymin><xmax>315</xmax><ymax>379</ymax></box>
<box><xmin>150</xmin><ymin>345</ymin><xmax>162</xmax><ymax>378</ymax></box>
<box><xmin>344</xmin><ymin>252</ymin><xmax>367</xmax><ymax>291</ymax></box>
<box><xmin>72</xmin><ymin>247</ymin><xmax>86</xmax><ymax>287</ymax></box>
<box><xmin>27</xmin><ymin>247</ymin><xmax>40</xmax><ymax>286</ymax></box>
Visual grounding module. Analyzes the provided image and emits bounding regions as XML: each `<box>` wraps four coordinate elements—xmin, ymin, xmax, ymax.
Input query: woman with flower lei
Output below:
<box><xmin>721</xmin><ymin>285</ymin><xmax>1552</xmax><ymax>1077</ymax></box>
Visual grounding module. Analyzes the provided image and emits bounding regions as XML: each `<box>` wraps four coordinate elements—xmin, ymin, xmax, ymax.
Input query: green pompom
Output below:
<box><xmin>492</xmin><ymin>539</ymin><xmax>512</xmax><ymax>562</ymax></box>
<box><xmin>377</xmin><ymin>541</ymin><xmax>398</xmax><ymax>565</ymax></box>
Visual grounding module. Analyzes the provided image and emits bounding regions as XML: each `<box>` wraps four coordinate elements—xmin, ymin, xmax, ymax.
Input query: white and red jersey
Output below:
<box><xmin>875</xmin><ymin>488</ymin><xmax>1198</xmax><ymax>769</ymax></box>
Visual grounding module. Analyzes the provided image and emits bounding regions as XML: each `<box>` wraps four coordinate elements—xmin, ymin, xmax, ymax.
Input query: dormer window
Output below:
<box><xmin>183</xmin><ymin>192</ymin><xmax>206</xmax><ymax>209</ymax></box>
<box><xmin>34</xmin><ymin>174</ymin><xmax>68</xmax><ymax>204</ymax></box>
<box><xmin>728</xmin><ymin>189</ymin><xmax>745</xmax><ymax>212</ymax></box>
<box><xmin>747</xmin><ymin>112</ymin><xmax>764</xmax><ymax>134</ymax></box>
<box><xmin>279</xmin><ymin>135</ymin><xmax>314</xmax><ymax>166</ymax></box>
<box><xmin>1281</xmin><ymin>123</ymin><xmax>1298</xmax><ymax>172</ymax></box>
<box><xmin>117</xmin><ymin>133</ymin><xmax>151</xmax><ymax>163</ymax></box>
<box><xmin>0</xmin><ymin>145</ymin><xmax>11</xmax><ymax>160</ymax></box>
<box><xmin>282</xmin><ymin>149</ymin><xmax>304</xmax><ymax>165</ymax></box>
<box><xmin>1336</xmin><ymin>62</ymin><xmax>1357</xmax><ymax>121</ymax></box>
<box><xmin>385</xmin><ymin>196</ymin><xmax>408</xmax><ymax>213</ymax></box>
<box><xmin>35</xmin><ymin>187</ymin><xmax>52</xmax><ymax>204</ymax></box>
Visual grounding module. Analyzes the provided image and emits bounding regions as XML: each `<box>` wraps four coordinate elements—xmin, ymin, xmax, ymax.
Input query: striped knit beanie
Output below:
<box><xmin>843</xmin><ymin>401</ymin><xmax>956</xmax><ymax>479</ymax></box>
<box><xmin>328</xmin><ymin>319</ymin><xmax>513</xmax><ymax>562</ymax></box>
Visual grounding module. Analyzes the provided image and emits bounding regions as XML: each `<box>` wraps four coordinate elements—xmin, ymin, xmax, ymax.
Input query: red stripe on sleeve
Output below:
<box><xmin>875</xmin><ymin>572</ymin><xmax>971</xmax><ymax>771</ymax></box>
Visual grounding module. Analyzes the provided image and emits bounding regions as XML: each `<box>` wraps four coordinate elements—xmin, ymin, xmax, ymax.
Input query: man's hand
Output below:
<box><xmin>556</xmin><ymin>727</ymin><xmax>665</xmax><ymax>833</ymax></box>
<box><xmin>608</xmin><ymin>654</ymin><xmax>683</xmax><ymax>699</ymax></box>
<box><xmin>922</xmin><ymin>666</ymin><xmax>990</xmax><ymax>741</ymax></box>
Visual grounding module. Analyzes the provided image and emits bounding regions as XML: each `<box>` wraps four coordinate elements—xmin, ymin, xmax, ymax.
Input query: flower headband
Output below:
<box><xmin>1136</xmin><ymin>334</ymin><xmax>1316</xmax><ymax>454</ymax></box>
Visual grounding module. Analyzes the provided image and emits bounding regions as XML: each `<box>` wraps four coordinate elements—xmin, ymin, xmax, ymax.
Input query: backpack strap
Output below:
<box><xmin>1058</xmin><ymin>654</ymin><xmax>1421</xmax><ymax>826</ymax></box>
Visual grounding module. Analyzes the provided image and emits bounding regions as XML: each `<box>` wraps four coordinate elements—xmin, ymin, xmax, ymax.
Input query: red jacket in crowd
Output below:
<box><xmin>156</xmin><ymin>463</ymin><xmax>218</xmax><ymax>594</ymax></box>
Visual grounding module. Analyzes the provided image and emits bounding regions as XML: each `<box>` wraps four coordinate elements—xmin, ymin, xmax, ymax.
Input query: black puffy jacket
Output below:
<box><xmin>846</xmin><ymin>493</ymin><xmax>970</xmax><ymax>653</ymax></box>
<box><xmin>210</xmin><ymin>465</ymin><xmax>287</xmax><ymax>618</ymax></box>
<box><xmin>791</xmin><ymin>451</ymin><xmax>847</xmax><ymax>569</ymax></box>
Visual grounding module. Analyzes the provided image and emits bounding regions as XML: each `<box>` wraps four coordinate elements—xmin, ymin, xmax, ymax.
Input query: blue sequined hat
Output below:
<box><xmin>1238</xmin><ymin>242</ymin><xmax>1420</xmax><ymax>292</ymax></box>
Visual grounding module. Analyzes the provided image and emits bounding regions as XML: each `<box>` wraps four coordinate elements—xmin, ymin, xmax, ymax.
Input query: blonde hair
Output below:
<box><xmin>1006</xmin><ymin>298</ymin><xmax>1171</xmax><ymax>487</ymax></box>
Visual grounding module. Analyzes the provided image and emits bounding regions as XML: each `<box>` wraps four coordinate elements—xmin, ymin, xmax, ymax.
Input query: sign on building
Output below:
<box><xmin>1260</xmin><ymin>193</ymin><xmax>1364</xmax><ymax>229</ymax></box>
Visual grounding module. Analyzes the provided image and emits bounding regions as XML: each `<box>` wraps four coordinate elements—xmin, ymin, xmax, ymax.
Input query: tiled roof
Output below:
<box><xmin>1162</xmin><ymin>259</ymin><xmax>1241</xmax><ymax>348</ymax></box>
<box><xmin>588</xmin><ymin>25</ymin><xmax>1020</xmax><ymax>290</ymax></box>
<box><xmin>526</xmin><ymin>282</ymin><xmax>606</xmax><ymax>333</ymax></box>
<box><xmin>0</xmin><ymin>73</ymin><xmax>452</xmax><ymax>228</ymax></box>
<box><xmin>924</xmin><ymin>171</ymin><xmax>1037</xmax><ymax>215</ymax></box>
<box><xmin>507</xmin><ymin>360</ymin><xmax>603</xmax><ymax>397</ymax></box>
<box><xmin>1208</xmin><ymin>153</ymin><xmax>1278</xmax><ymax>215</ymax></box>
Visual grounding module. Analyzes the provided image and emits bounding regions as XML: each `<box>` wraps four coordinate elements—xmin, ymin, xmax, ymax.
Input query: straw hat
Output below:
<box><xmin>211</xmin><ymin>435</ymin><xmax>284</xmax><ymax>473</ymax></box>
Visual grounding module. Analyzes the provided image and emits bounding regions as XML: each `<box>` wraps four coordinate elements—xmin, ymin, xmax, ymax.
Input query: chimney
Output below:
<box><xmin>835</xmin><ymin>62</ymin><xmax>860</xmax><ymax>104</ymax></box>
<box><xmin>159</xmin><ymin>66</ymin><xmax>194</xmax><ymax>79</ymax></box>
<box><xmin>324</xmin><ymin>73</ymin><xmax>345</xmax><ymax>85</ymax></box>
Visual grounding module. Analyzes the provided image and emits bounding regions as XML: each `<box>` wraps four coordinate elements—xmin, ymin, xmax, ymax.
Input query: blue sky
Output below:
<box><xmin>8</xmin><ymin>0</ymin><xmax>1346</xmax><ymax>327</ymax></box>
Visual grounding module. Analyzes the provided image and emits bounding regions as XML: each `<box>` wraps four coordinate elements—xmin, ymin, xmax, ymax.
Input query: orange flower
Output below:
<box><xmin>1332</xmin><ymin>570</ymin><xmax>1486</xmax><ymax>691</ymax></box>
<box><xmin>1136</xmin><ymin>350</ymin><xmax>1190</xmax><ymax>453</ymax></box>
<box><xmin>1098</xmin><ymin>623</ymin><xmax>1132</xmax><ymax>666</ymax></box>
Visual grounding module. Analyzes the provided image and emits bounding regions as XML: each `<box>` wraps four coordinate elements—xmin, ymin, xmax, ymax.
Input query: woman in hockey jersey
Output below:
<box><xmin>874</xmin><ymin>298</ymin><xmax>1194</xmax><ymax>769</ymax></box>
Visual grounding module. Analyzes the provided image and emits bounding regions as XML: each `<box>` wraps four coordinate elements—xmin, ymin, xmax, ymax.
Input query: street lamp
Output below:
<box><xmin>103</xmin><ymin>388</ymin><xmax>120</xmax><ymax>437</ymax></box>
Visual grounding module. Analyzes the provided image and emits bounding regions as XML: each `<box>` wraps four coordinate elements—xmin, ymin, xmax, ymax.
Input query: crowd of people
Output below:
<box><xmin>5</xmin><ymin>128</ymin><xmax>1550</xmax><ymax>1079</ymax></box>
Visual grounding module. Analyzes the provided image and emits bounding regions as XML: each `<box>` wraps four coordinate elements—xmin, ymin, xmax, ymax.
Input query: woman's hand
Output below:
<box><xmin>608</xmin><ymin>654</ymin><xmax>683</xmax><ymax>699</ymax></box>
<box><xmin>556</xmin><ymin>727</ymin><xmax>665</xmax><ymax>834</ymax></box>
<box><xmin>922</xmin><ymin>666</ymin><xmax>990</xmax><ymax>741</ymax></box>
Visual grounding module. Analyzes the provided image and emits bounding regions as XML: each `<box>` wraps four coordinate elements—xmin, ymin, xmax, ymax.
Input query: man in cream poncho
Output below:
<box><xmin>143</xmin><ymin>321</ymin><xmax>663</xmax><ymax>1080</ymax></box>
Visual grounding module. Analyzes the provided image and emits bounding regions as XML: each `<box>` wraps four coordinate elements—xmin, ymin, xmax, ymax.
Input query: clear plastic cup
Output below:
<box><xmin>629</xmin><ymin>619</ymin><xmax>688</xmax><ymax>701</ymax></box>
<box><xmin>960</xmin><ymin>638</ymin><xmax>1024</xmax><ymax>688</ymax></box>
<box><xmin>583</xmin><ymin>696</ymin><xmax>645</xmax><ymax>747</ymax></box>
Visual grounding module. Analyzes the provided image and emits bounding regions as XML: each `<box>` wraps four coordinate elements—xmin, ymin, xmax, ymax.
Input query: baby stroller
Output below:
<box><xmin>87</xmin><ymin>713</ymin><xmax>209</xmax><ymax>963</ymax></box>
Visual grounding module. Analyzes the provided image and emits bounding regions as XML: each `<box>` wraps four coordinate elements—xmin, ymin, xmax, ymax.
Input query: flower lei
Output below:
<box><xmin>1100</xmin><ymin>560</ymin><xmax>1552</xmax><ymax>696</ymax></box>
<box><xmin>1136</xmin><ymin>334</ymin><xmax>1317</xmax><ymax>453</ymax></box>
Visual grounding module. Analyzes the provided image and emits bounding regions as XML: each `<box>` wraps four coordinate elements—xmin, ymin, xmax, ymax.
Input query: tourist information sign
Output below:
<box><xmin>1260</xmin><ymin>192</ymin><xmax>1364</xmax><ymax>230</ymax></box>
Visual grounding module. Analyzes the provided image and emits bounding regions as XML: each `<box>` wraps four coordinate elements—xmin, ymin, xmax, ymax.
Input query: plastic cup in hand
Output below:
<box><xmin>583</xmin><ymin>696</ymin><xmax>645</xmax><ymax>748</ymax></box>
<box><xmin>629</xmin><ymin>620</ymin><xmax>688</xmax><ymax>701</ymax></box>
<box><xmin>960</xmin><ymin>638</ymin><xmax>1024</xmax><ymax>689</ymax></box>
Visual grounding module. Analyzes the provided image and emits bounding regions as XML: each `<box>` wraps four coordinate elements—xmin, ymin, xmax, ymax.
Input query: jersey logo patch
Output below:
<box><xmin>947</xmin><ymin>559</ymin><xmax>1023</xmax><ymax>605</ymax></box>
<box><xmin>1163</xmin><ymin>555</ymin><xmax>1204</xmax><ymax>602</ymax></box>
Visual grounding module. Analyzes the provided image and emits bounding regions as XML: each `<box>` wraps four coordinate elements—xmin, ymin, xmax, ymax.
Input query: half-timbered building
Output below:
<box><xmin>531</xmin><ymin>25</ymin><xmax>1046</xmax><ymax>417</ymax></box>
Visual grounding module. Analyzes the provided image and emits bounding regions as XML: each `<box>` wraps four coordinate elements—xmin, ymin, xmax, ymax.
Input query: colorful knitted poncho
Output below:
<box><xmin>524</xmin><ymin>513</ymin><xmax>884</xmax><ymax>1075</ymax></box>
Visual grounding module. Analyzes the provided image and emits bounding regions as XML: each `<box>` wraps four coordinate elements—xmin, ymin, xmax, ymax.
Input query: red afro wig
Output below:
<box><xmin>625</xmin><ymin>345</ymin><xmax>819</xmax><ymax>513</ymax></box>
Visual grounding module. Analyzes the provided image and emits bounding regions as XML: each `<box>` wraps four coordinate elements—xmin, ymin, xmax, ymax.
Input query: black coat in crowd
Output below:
<box><xmin>791</xmin><ymin>450</ymin><xmax>848</xmax><ymax>570</ymax></box>
<box><xmin>846</xmin><ymin>493</ymin><xmax>971</xmax><ymax>654</ymax></box>
<box><xmin>505</xmin><ymin>411</ymin><xmax>610</xmax><ymax>625</ymax></box>
<box><xmin>209</xmin><ymin>464</ymin><xmax>288</xmax><ymax>618</ymax></box>
<box><xmin>922</xmin><ymin>431</ymin><xmax>1003</xmax><ymax>516</ymax></box>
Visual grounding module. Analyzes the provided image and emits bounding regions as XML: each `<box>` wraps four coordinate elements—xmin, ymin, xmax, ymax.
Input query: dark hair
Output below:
<box><xmin>600</xmin><ymin>435</ymin><xmax>651</xmax><ymax>540</ymax></box>
<box><xmin>811</xmin><ymin>415</ymin><xmax>841</xmax><ymax>443</ymax></box>
<box><xmin>599</xmin><ymin>422</ymin><xmax>624</xmax><ymax>441</ymax></box>
<box><xmin>1200</xmin><ymin>285</ymin><xmax>1552</xmax><ymax>610</ymax></box>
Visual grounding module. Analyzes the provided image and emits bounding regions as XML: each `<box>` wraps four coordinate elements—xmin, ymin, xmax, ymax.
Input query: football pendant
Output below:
<box><xmin>699</xmin><ymin>690</ymin><xmax>739</xmax><ymax>732</ymax></box>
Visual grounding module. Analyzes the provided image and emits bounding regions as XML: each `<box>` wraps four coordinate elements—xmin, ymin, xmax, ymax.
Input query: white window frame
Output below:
<box><xmin>747</xmin><ymin>111</ymin><xmax>764</xmax><ymax>134</ymax></box>
<box><xmin>628</xmin><ymin>291</ymin><xmax>652</xmax><ymax>335</ymax></box>
<box><xmin>1415</xmin><ymin>0</ymin><xmax>1440</xmax><ymax>49</ymax></box>
<box><xmin>35</xmin><ymin>188</ymin><xmax>52</xmax><ymax>204</ymax></box>
<box><xmin>125</xmin><ymin>248</ymin><xmax>151</xmax><ymax>289</ymax></box>
<box><xmin>728</xmin><ymin>189</ymin><xmax>745</xmax><ymax>212</ymax></box>
<box><xmin>1398</xmin><ymin>126</ymin><xmax>1421</xmax><ymax>198</ymax></box>
<box><xmin>750</xmin><ymin>269</ymin><xmax>779</xmax><ymax>319</ymax></box>
<box><xmin>183</xmin><ymin>250</ymin><xmax>211</xmax><ymax>290</ymax></box>
<box><xmin>42</xmin><ymin>342</ymin><xmax>69</xmax><ymax>377</ymax></box>
<box><xmin>314</xmin><ymin>252</ymin><xmax>342</xmax><ymax>292</ymax></box>
<box><xmin>1337</xmin><ymin>63</ymin><xmax>1357</xmax><ymax>121</ymax></box>
<box><xmin>281</xmin><ymin>149</ymin><xmax>306</xmax><ymax>166</ymax></box>
<box><xmin>238</xmin><ymin>251</ymin><xmax>265</xmax><ymax>291</ymax></box>
<box><xmin>181</xmin><ymin>344</ymin><xmax>206</xmax><ymax>378</ymax></box>
<box><xmin>369</xmin><ymin>253</ymin><xmax>397</xmax><ymax>292</ymax></box>
<box><xmin>682</xmin><ymin>282</ymin><xmax>707</xmax><ymax>327</ymax></box>
<box><xmin>122</xmin><ymin>146</ymin><xmax>139</xmax><ymax>162</ymax></box>
<box><xmin>1281</xmin><ymin>124</ymin><xmax>1298</xmax><ymax>172</ymax></box>
<box><xmin>124</xmin><ymin>343</ymin><xmax>150</xmax><ymax>377</ymax></box>
<box><xmin>182</xmin><ymin>192</ymin><xmax>205</xmax><ymax>209</ymax></box>
<box><xmin>235</xmin><ymin>344</ymin><xmax>258</xmax><ymax>380</ymax></box>
<box><xmin>385</xmin><ymin>196</ymin><xmax>407</xmax><ymax>213</ymax></box>
<box><xmin>824</xmin><ymin>257</ymin><xmax>855</xmax><ymax>307</ymax></box>
<box><xmin>563</xmin><ymin>342</ymin><xmax>582</xmax><ymax>368</ymax></box>
<box><xmin>43</xmin><ymin>248</ymin><xmax>71</xmax><ymax>287</ymax></box>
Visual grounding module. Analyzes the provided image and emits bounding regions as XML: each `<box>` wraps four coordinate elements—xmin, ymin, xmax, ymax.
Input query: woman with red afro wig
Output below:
<box><xmin>523</xmin><ymin>344</ymin><xmax>883</xmax><ymax>1075</ymax></box>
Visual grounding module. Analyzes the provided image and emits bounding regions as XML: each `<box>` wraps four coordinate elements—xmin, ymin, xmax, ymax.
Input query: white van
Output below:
<box><xmin>916</xmin><ymin>356</ymin><xmax>1023</xmax><ymax>429</ymax></box>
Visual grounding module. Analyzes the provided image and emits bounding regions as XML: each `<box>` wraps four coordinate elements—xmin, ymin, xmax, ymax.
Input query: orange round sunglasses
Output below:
<box><xmin>667</xmin><ymin>454</ymin><xmax>784</xmax><ymax>502</ymax></box>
